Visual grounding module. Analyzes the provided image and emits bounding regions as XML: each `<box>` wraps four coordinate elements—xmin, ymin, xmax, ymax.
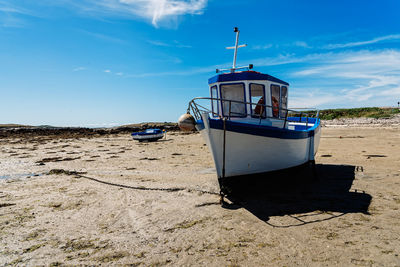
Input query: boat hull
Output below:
<box><xmin>197</xmin><ymin>114</ymin><xmax>321</xmax><ymax>178</ymax></box>
<box><xmin>132</xmin><ymin>133</ymin><xmax>164</xmax><ymax>142</ymax></box>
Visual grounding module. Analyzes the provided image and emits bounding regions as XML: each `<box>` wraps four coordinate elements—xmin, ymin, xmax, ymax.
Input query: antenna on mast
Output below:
<box><xmin>216</xmin><ymin>27</ymin><xmax>253</xmax><ymax>73</ymax></box>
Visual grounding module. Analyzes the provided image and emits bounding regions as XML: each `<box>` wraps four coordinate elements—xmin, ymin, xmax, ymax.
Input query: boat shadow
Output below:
<box><xmin>221</xmin><ymin>164</ymin><xmax>372</xmax><ymax>227</ymax></box>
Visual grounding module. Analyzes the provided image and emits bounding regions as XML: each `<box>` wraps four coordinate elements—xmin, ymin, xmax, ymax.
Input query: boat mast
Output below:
<box><xmin>217</xmin><ymin>27</ymin><xmax>252</xmax><ymax>73</ymax></box>
<box><xmin>227</xmin><ymin>27</ymin><xmax>246</xmax><ymax>72</ymax></box>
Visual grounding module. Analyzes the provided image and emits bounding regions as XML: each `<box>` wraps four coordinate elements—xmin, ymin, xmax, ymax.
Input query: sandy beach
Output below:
<box><xmin>1</xmin><ymin>125</ymin><xmax>400</xmax><ymax>266</ymax></box>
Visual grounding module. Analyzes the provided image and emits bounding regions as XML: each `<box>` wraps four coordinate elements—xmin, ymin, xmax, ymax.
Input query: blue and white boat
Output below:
<box><xmin>131</xmin><ymin>128</ymin><xmax>164</xmax><ymax>142</ymax></box>
<box><xmin>179</xmin><ymin>28</ymin><xmax>321</xmax><ymax>192</ymax></box>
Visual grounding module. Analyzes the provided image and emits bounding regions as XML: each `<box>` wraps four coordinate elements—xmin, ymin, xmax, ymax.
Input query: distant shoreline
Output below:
<box><xmin>1</xmin><ymin>116</ymin><xmax>400</xmax><ymax>139</ymax></box>
<box><xmin>0</xmin><ymin>122</ymin><xmax>180</xmax><ymax>139</ymax></box>
<box><xmin>0</xmin><ymin>122</ymin><xmax>178</xmax><ymax>129</ymax></box>
<box><xmin>2</xmin><ymin>107</ymin><xmax>399</xmax><ymax>130</ymax></box>
<box><xmin>2</xmin><ymin>107</ymin><xmax>399</xmax><ymax>137</ymax></box>
<box><xmin>322</xmin><ymin>114</ymin><xmax>400</xmax><ymax>127</ymax></box>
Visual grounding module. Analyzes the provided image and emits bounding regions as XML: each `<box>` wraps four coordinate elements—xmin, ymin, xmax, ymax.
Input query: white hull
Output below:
<box><xmin>197</xmin><ymin>114</ymin><xmax>321</xmax><ymax>178</ymax></box>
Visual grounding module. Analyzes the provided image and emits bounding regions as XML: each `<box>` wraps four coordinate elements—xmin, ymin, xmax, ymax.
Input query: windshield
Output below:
<box><xmin>220</xmin><ymin>83</ymin><xmax>246</xmax><ymax>117</ymax></box>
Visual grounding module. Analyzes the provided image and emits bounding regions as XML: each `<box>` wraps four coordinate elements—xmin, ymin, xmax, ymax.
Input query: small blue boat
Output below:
<box><xmin>131</xmin><ymin>129</ymin><xmax>164</xmax><ymax>142</ymax></box>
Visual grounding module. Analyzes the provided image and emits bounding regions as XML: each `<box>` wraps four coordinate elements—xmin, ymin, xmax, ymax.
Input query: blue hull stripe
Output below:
<box><xmin>208</xmin><ymin>119</ymin><xmax>319</xmax><ymax>139</ymax></box>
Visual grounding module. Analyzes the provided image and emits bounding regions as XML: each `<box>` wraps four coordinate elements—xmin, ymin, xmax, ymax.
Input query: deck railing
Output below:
<box><xmin>188</xmin><ymin>97</ymin><xmax>320</xmax><ymax>128</ymax></box>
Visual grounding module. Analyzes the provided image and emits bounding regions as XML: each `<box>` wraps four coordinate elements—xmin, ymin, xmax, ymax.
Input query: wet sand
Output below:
<box><xmin>0</xmin><ymin>127</ymin><xmax>400</xmax><ymax>266</ymax></box>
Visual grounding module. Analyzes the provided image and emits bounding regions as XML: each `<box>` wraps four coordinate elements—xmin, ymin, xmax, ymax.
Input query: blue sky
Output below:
<box><xmin>1</xmin><ymin>0</ymin><xmax>400</xmax><ymax>126</ymax></box>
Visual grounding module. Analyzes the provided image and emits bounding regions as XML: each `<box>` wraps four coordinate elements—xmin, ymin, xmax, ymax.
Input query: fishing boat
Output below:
<box><xmin>131</xmin><ymin>128</ymin><xmax>165</xmax><ymax>142</ymax></box>
<box><xmin>178</xmin><ymin>27</ymin><xmax>321</xmax><ymax>194</ymax></box>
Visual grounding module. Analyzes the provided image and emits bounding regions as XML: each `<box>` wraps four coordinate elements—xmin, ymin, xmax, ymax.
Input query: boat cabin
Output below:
<box><xmin>181</xmin><ymin>27</ymin><xmax>318</xmax><ymax>135</ymax></box>
<box><xmin>208</xmin><ymin>71</ymin><xmax>289</xmax><ymax>122</ymax></box>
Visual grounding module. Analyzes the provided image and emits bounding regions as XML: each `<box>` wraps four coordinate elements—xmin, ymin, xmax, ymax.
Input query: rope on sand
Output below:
<box><xmin>47</xmin><ymin>169</ymin><xmax>219</xmax><ymax>195</ymax></box>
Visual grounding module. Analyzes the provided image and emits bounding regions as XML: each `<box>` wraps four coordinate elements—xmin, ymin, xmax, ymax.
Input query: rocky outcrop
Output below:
<box><xmin>0</xmin><ymin>123</ymin><xmax>179</xmax><ymax>139</ymax></box>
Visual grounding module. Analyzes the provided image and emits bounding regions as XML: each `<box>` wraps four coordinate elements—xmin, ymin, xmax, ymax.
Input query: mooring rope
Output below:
<box><xmin>47</xmin><ymin>169</ymin><xmax>219</xmax><ymax>195</ymax></box>
<box><xmin>78</xmin><ymin>174</ymin><xmax>220</xmax><ymax>195</ymax></box>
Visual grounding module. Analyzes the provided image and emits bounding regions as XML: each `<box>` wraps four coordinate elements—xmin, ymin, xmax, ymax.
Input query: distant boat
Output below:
<box><xmin>178</xmin><ymin>27</ymin><xmax>321</xmax><ymax>195</ymax></box>
<box><xmin>131</xmin><ymin>129</ymin><xmax>164</xmax><ymax>142</ymax></box>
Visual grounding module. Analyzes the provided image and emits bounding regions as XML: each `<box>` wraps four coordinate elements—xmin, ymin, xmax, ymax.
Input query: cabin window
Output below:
<box><xmin>210</xmin><ymin>85</ymin><xmax>219</xmax><ymax>117</ymax></box>
<box><xmin>270</xmin><ymin>84</ymin><xmax>280</xmax><ymax>118</ymax></box>
<box><xmin>250</xmin><ymin>83</ymin><xmax>265</xmax><ymax>118</ymax></box>
<box><xmin>220</xmin><ymin>83</ymin><xmax>246</xmax><ymax>117</ymax></box>
<box><xmin>281</xmin><ymin>86</ymin><xmax>288</xmax><ymax>118</ymax></box>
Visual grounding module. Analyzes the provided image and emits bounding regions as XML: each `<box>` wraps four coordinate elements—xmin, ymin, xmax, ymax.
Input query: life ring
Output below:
<box><xmin>254</xmin><ymin>96</ymin><xmax>265</xmax><ymax>115</ymax></box>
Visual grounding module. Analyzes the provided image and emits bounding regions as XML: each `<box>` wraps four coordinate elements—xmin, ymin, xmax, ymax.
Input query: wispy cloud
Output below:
<box><xmin>289</xmin><ymin>49</ymin><xmax>400</xmax><ymax>107</ymax></box>
<box><xmin>0</xmin><ymin>15</ymin><xmax>24</xmax><ymax>28</ymax></box>
<box><xmin>252</xmin><ymin>41</ymin><xmax>311</xmax><ymax>51</ymax></box>
<box><xmin>147</xmin><ymin>39</ymin><xmax>191</xmax><ymax>48</ymax></box>
<box><xmin>290</xmin><ymin>92</ymin><xmax>337</xmax><ymax>108</ymax></box>
<box><xmin>249</xmin><ymin>53</ymin><xmax>321</xmax><ymax>67</ymax></box>
<box><xmin>293</xmin><ymin>50</ymin><xmax>400</xmax><ymax>78</ymax></box>
<box><xmin>0</xmin><ymin>1</ymin><xmax>33</xmax><ymax>16</ymax></box>
<box><xmin>73</xmin><ymin>66</ymin><xmax>86</xmax><ymax>72</ymax></box>
<box><xmin>254</xmin><ymin>34</ymin><xmax>400</xmax><ymax>53</ymax></box>
<box><xmin>324</xmin><ymin>34</ymin><xmax>400</xmax><ymax>49</ymax></box>
<box><xmin>60</xmin><ymin>0</ymin><xmax>208</xmax><ymax>27</ymax></box>
<box><xmin>124</xmin><ymin>53</ymin><xmax>327</xmax><ymax>78</ymax></box>
<box><xmin>0</xmin><ymin>1</ymin><xmax>37</xmax><ymax>27</ymax></box>
<box><xmin>380</xmin><ymin>87</ymin><xmax>400</xmax><ymax>97</ymax></box>
<box><xmin>126</xmin><ymin>64</ymin><xmax>218</xmax><ymax>78</ymax></box>
<box><xmin>116</xmin><ymin>34</ymin><xmax>400</xmax><ymax>108</ymax></box>
<box><xmin>79</xmin><ymin>30</ymin><xmax>126</xmax><ymax>44</ymax></box>
<box><xmin>252</xmin><ymin>44</ymin><xmax>273</xmax><ymax>50</ymax></box>
<box><xmin>103</xmin><ymin>69</ymin><xmax>125</xmax><ymax>76</ymax></box>
<box><xmin>293</xmin><ymin>41</ymin><xmax>311</xmax><ymax>49</ymax></box>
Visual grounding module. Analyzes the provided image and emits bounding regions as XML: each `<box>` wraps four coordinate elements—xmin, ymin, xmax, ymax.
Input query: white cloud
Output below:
<box><xmin>0</xmin><ymin>15</ymin><xmax>24</xmax><ymax>28</ymax></box>
<box><xmin>293</xmin><ymin>41</ymin><xmax>311</xmax><ymax>49</ymax></box>
<box><xmin>147</xmin><ymin>39</ymin><xmax>191</xmax><ymax>48</ymax></box>
<box><xmin>289</xmin><ymin>93</ymin><xmax>337</xmax><ymax>108</ymax></box>
<box><xmin>147</xmin><ymin>40</ymin><xmax>170</xmax><ymax>47</ymax></box>
<box><xmin>250</xmin><ymin>53</ymin><xmax>323</xmax><ymax>67</ymax></box>
<box><xmin>65</xmin><ymin>0</ymin><xmax>207</xmax><ymax>27</ymax></box>
<box><xmin>80</xmin><ymin>30</ymin><xmax>126</xmax><ymax>44</ymax></box>
<box><xmin>121</xmin><ymin>40</ymin><xmax>400</xmax><ymax>108</ymax></box>
<box><xmin>3</xmin><ymin>0</ymin><xmax>207</xmax><ymax>28</ymax></box>
<box><xmin>324</xmin><ymin>34</ymin><xmax>400</xmax><ymax>49</ymax></box>
<box><xmin>104</xmin><ymin>69</ymin><xmax>111</xmax><ymax>73</ymax></box>
<box><xmin>380</xmin><ymin>87</ymin><xmax>400</xmax><ymax>97</ymax></box>
<box><xmin>252</xmin><ymin>44</ymin><xmax>273</xmax><ymax>50</ymax></box>
<box><xmin>125</xmin><ymin>64</ymin><xmax>218</xmax><ymax>78</ymax></box>
<box><xmin>73</xmin><ymin>66</ymin><xmax>86</xmax><ymax>71</ymax></box>
<box><xmin>0</xmin><ymin>1</ymin><xmax>33</xmax><ymax>15</ymax></box>
<box><xmin>292</xmin><ymin>50</ymin><xmax>400</xmax><ymax>80</ymax></box>
<box><xmin>289</xmin><ymin>49</ymin><xmax>400</xmax><ymax>107</ymax></box>
<box><xmin>0</xmin><ymin>1</ymin><xmax>37</xmax><ymax>27</ymax></box>
<box><xmin>252</xmin><ymin>41</ymin><xmax>312</xmax><ymax>51</ymax></box>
